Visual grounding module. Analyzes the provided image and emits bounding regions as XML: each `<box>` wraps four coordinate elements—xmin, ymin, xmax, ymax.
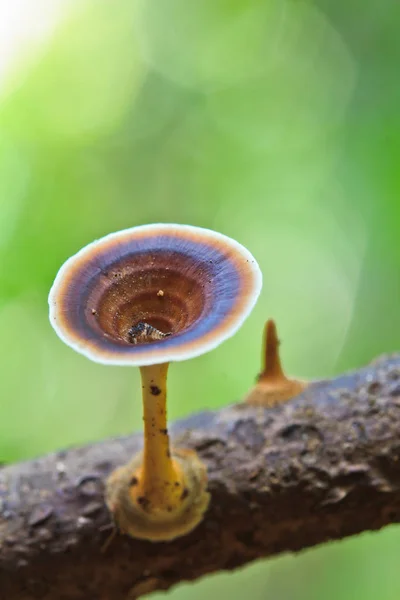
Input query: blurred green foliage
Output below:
<box><xmin>0</xmin><ymin>1</ymin><xmax>399</xmax><ymax>598</ymax></box>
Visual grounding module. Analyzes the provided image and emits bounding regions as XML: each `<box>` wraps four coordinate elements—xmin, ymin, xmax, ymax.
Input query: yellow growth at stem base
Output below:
<box><xmin>245</xmin><ymin>320</ymin><xmax>308</xmax><ymax>406</ymax></box>
<box><xmin>105</xmin><ymin>363</ymin><xmax>210</xmax><ymax>541</ymax></box>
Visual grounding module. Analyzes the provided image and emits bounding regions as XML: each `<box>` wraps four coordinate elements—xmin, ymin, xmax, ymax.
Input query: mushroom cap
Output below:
<box><xmin>48</xmin><ymin>223</ymin><xmax>262</xmax><ymax>366</ymax></box>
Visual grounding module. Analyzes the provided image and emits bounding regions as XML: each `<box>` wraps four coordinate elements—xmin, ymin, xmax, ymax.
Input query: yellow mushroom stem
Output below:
<box><xmin>105</xmin><ymin>361</ymin><xmax>210</xmax><ymax>541</ymax></box>
<box><xmin>245</xmin><ymin>319</ymin><xmax>308</xmax><ymax>406</ymax></box>
<box><xmin>130</xmin><ymin>362</ymin><xmax>185</xmax><ymax>512</ymax></box>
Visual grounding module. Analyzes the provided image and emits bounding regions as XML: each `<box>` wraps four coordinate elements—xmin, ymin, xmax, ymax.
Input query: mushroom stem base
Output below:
<box><xmin>105</xmin><ymin>448</ymin><xmax>210</xmax><ymax>541</ymax></box>
<box><xmin>245</xmin><ymin>377</ymin><xmax>308</xmax><ymax>406</ymax></box>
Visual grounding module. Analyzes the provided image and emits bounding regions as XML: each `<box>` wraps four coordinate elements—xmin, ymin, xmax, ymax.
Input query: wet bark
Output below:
<box><xmin>1</xmin><ymin>354</ymin><xmax>400</xmax><ymax>600</ymax></box>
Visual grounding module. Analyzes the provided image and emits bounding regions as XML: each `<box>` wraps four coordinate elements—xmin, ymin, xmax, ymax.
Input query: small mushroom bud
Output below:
<box><xmin>49</xmin><ymin>223</ymin><xmax>262</xmax><ymax>541</ymax></box>
<box><xmin>245</xmin><ymin>319</ymin><xmax>308</xmax><ymax>406</ymax></box>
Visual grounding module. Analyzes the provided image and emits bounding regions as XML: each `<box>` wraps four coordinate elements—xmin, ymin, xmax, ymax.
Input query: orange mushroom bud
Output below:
<box><xmin>245</xmin><ymin>320</ymin><xmax>308</xmax><ymax>406</ymax></box>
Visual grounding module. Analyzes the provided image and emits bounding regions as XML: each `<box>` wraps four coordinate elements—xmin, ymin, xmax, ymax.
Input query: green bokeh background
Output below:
<box><xmin>0</xmin><ymin>1</ymin><xmax>399</xmax><ymax>598</ymax></box>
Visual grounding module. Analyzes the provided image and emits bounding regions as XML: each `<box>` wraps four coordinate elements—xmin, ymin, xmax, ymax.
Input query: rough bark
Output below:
<box><xmin>1</xmin><ymin>354</ymin><xmax>400</xmax><ymax>600</ymax></box>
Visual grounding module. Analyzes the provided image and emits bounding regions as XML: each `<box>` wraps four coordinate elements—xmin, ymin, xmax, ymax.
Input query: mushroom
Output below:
<box><xmin>245</xmin><ymin>319</ymin><xmax>308</xmax><ymax>406</ymax></box>
<box><xmin>48</xmin><ymin>223</ymin><xmax>262</xmax><ymax>541</ymax></box>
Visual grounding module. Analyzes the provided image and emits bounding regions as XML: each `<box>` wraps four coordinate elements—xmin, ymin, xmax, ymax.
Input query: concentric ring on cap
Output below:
<box><xmin>48</xmin><ymin>223</ymin><xmax>262</xmax><ymax>366</ymax></box>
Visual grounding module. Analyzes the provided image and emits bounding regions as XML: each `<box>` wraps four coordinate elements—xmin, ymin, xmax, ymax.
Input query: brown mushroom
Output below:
<box><xmin>49</xmin><ymin>223</ymin><xmax>262</xmax><ymax>540</ymax></box>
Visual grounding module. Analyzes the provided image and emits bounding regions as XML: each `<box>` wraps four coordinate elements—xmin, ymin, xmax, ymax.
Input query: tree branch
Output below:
<box><xmin>1</xmin><ymin>354</ymin><xmax>400</xmax><ymax>600</ymax></box>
